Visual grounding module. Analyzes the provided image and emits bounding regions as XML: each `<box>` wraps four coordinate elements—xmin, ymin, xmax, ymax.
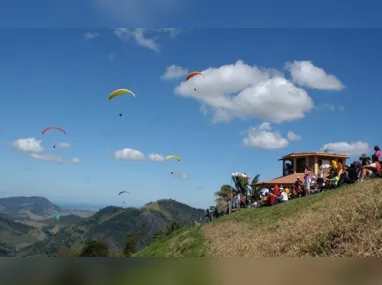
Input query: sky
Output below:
<box><xmin>0</xmin><ymin>2</ymin><xmax>382</xmax><ymax>209</ymax></box>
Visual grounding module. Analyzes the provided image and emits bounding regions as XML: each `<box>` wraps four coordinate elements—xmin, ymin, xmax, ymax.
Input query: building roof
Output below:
<box><xmin>255</xmin><ymin>173</ymin><xmax>304</xmax><ymax>186</ymax></box>
<box><xmin>279</xmin><ymin>152</ymin><xmax>349</xmax><ymax>161</ymax></box>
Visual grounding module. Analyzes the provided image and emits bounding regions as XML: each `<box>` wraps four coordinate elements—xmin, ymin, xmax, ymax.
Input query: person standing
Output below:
<box><xmin>304</xmin><ymin>166</ymin><xmax>312</xmax><ymax>196</ymax></box>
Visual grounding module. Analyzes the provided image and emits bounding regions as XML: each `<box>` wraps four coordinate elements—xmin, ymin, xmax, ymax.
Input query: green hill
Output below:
<box><xmin>0</xmin><ymin>217</ymin><xmax>46</xmax><ymax>256</ymax></box>
<box><xmin>18</xmin><ymin>199</ymin><xmax>204</xmax><ymax>257</ymax></box>
<box><xmin>136</xmin><ymin>180</ymin><xmax>382</xmax><ymax>257</ymax></box>
<box><xmin>0</xmin><ymin>196</ymin><xmax>61</xmax><ymax>222</ymax></box>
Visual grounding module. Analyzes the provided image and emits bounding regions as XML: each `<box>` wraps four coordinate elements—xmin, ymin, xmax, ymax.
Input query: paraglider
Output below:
<box><xmin>42</xmin><ymin>127</ymin><xmax>66</xmax><ymax>135</ymax></box>
<box><xmin>108</xmin><ymin>89</ymin><xmax>136</xmax><ymax>117</ymax></box>
<box><xmin>186</xmin><ymin>71</ymin><xmax>204</xmax><ymax>81</ymax></box>
<box><xmin>166</xmin><ymin>155</ymin><xmax>181</xmax><ymax>162</ymax></box>
<box><xmin>186</xmin><ymin>71</ymin><xmax>204</xmax><ymax>91</ymax></box>
<box><xmin>118</xmin><ymin>191</ymin><xmax>130</xmax><ymax>195</ymax></box>
<box><xmin>42</xmin><ymin>127</ymin><xmax>66</xmax><ymax>148</ymax></box>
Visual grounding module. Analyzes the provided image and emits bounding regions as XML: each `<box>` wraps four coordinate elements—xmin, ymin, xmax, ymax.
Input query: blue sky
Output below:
<box><xmin>1</xmin><ymin>27</ymin><xmax>382</xmax><ymax>209</ymax></box>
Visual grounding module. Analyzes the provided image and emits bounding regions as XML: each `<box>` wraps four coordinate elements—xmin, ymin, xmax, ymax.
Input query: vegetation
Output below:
<box><xmin>124</xmin><ymin>233</ymin><xmax>138</xmax><ymax>257</ymax></box>
<box><xmin>13</xmin><ymin>199</ymin><xmax>203</xmax><ymax>257</ymax></box>
<box><xmin>137</xmin><ymin>180</ymin><xmax>382</xmax><ymax>257</ymax></box>
<box><xmin>79</xmin><ymin>241</ymin><xmax>109</xmax><ymax>257</ymax></box>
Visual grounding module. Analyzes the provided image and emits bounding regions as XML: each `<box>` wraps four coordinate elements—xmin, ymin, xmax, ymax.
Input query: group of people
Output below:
<box><xmin>227</xmin><ymin>146</ymin><xmax>382</xmax><ymax>211</ymax></box>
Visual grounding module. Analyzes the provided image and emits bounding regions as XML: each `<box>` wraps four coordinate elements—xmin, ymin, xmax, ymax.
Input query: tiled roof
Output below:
<box><xmin>279</xmin><ymin>152</ymin><xmax>349</xmax><ymax>161</ymax></box>
<box><xmin>254</xmin><ymin>173</ymin><xmax>304</xmax><ymax>186</ymax></box>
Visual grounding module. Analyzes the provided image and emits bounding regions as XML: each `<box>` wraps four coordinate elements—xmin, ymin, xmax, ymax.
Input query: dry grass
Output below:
<box><xmin>204</xmin><ymin>180</ymin><xmax>382</xmax><ymax>257</ymax></box>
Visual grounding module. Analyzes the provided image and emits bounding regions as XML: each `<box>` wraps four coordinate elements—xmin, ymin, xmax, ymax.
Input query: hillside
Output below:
<box><xmin>137</xmin><ymin>180</ymin><xmax>382</xmax><ymax>257</ymax></box>
<box><xmin>0</xmin><ymin>217</ymin><xmax>46</xmax><ymax>256</ymax></box>
<box><xmin>0</xmin><ymin>196</ymin><xmax>60</xmax><ymax>223</ymax></box>
<box><xmin>18</xmin><ymin>199</ymin><xmax>204</xmax><ymax>256</ymax></box>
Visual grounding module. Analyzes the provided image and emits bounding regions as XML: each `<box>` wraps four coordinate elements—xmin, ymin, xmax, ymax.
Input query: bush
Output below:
<box><xmin>79</xmin><ymin>241</ymin><xmax>108</xmax><ymax>257</ymax></box>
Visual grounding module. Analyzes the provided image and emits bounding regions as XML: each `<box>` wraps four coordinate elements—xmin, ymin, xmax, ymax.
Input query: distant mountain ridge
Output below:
<box><xmin>19</xmin><ymin>199</ymin><xmax>204</xmax><ymax>257</ymax></box>
<box><xmin>0</xmin><ymin>196</ymin><xmax>60</xmax><ymax>222</ymax></box>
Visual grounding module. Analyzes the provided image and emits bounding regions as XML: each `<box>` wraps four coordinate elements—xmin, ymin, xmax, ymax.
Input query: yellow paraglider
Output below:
<box><xmin>166</xmin><ymin>155</ymin><xmax>181</xmax><ymax>162</ymax></box>
<box><xmin>108</xmin><ymin>89</ymin><xmax>136</xmax><ymax>117</ymax></box>
<box><xmin>108</xmin><ymin>89</ymin><xmax>136</xmax><ymax>101</ymax></box>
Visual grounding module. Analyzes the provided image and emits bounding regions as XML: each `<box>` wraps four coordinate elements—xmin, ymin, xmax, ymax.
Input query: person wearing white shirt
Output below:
<box><xmin>280</xmin><ymin>191</ymin><xmax>288</xmax><ymax>202</ymax></box>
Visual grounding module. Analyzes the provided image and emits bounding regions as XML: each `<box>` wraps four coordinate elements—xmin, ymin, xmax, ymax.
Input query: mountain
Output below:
<box><xmin>0</xmin><ymin>217</ymin><xmax>46</xmax><ymax>256</ymax></box>
<box><xmin>18</xmin><ymin>199</ymin><xmax>204</xmax><ymax>257</ymax></box>
<box><xmin>0</xmin><ymin>196</ymin><xmax>60</xmax><ymax>222</ymax></box>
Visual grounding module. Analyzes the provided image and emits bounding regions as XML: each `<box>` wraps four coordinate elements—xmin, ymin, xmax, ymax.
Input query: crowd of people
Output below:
<box><xmin>224</xmin><ymin>146</ymin><xmax>382</xmax><ymax>212</ymax></box>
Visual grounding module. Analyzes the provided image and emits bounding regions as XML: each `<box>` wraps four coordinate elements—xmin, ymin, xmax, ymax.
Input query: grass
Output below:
<box><xmin>135</xmin><ymin>226</ymin><xmax>207</xmax><ymax>257</ymax></box>
<box><xmin>137</xmin><ymin>180</ymin><xmax>382</xmax><ymax>257</ymax></box>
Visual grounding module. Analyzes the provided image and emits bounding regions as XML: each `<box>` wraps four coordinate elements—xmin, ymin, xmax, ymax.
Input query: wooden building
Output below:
<box><xmin>255</xmin><ymin>152</ymin><xmax>349</xmax><ymax>188</ymax></box>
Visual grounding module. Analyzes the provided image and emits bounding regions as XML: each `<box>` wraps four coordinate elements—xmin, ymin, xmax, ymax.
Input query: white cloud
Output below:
<box><xmin>321</xmin><ymin>142</ymin><xmax>370</xmax><ymax>156</ymax></box>
<box><xmin>338</xmin><ymin>105</ymin><xmax>345</xmax><ymax>111</ymax></box>
<box><xmin>287</xmin><ymin>131</ymin><xmax>301</xmax><ymax>141</ymax></box>
<box><xmin>243</xmin><ymin>122</ymin><xmax>289</xmax><ymax>149</ymax></box>
<box><xmin>11</xmin><ymin>138</ymin><xmax>44</xmax><ymax>153</ymax></box>
<box><xmin>84</xmin><ymin>32</ymin><xmax>99</xmax><ymax>40</ymax></box>
<box><xmin>161</xmin><ymin>28</ymin><xmax>182</xmax><ymax>38</ymax></box>
<box><xmin>71</xmin><ymin>158</ymin><xmax>80</xmax><ymax>164</ymax></box>
<box><xmin>161</xmin><ymin>65</ymin><xmax>188</xmax><ymax>80</ymax></box>
<box><xmin>114</xmin><ymin>148</ymin><xmax>145</xmax><ymax>160</ymax></box>
<box><xmin>284</xmin><ymin>61</ymin><xmax>345</xmax><ymax>91</ymax></box>
<box><xmin>114</xmin><ymin>28</ymin><xmax>159</xmax><ymax>52</ymax></box>
<box><xmin>148</xmin><ymin>153</ymin><xmax>165</xmax><ymax>162</ymax></box>
<box><xmin>29</xmin><ymin>153</ymin><xmax>65</xmax><ymax>163</ymax></box>
<box><xmin>108</xmin><ymin>52</ymin><xmax>115</xmax><ymax>62</ymax></box>
<box><xmin>56</xmin><ymin>142</ymin><xmax>69</xmax><ymax>149</ymax></box>
<box><xmin>171</xmin><ymin>171</ymin><xmax>189</xmax><ymax>178</ymax></box>
<box><xmin>174</xmin><ymin>60</ymin><xmax>314</xmax><ymax>124</ymax></box>
<box><xmin>113</xmin><ymin>28</ymin><xmax>182</xmax><ymax>52</ymax></box>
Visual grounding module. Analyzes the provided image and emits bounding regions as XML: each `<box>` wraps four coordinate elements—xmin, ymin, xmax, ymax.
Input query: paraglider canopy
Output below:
<box><xmin>166</xmin><ymin>155</ymin><xmax>181</xmax><ymax>162</ymax></box>
<box><xmin>186</xmin><ymin>71</ymin><xmax>204</xmax><ymax>81</ymax></box>
<box><xmin>118</xmin><ymin>191</ymin><xmax>130</xmax><ymax>195</ymax></box>
<box><xmin>56</xmin><ymin>213</ymin><xmax>60</xmax><ymax>221</ymax></box>
<box><xmin>108</xmin><ymin>89</ymin><xmax>136</xmax><ymax>101</ymax></box>
<box><xmin>42</xmin><ymin>127</ymin><xmax>66</xmax><ymax>135</ymax></box>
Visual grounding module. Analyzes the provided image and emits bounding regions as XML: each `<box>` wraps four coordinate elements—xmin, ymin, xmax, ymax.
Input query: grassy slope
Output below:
<box><xmin>137</xmin><ymin>180</ymin><xmax>382</xmax><ymax>257</ymax></box>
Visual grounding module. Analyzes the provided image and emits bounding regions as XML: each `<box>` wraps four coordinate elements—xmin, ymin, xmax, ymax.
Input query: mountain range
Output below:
<box><xmin>0</xmin><ymin>196</ymin><xmax>204</xmax><ymax>256</ymax></box>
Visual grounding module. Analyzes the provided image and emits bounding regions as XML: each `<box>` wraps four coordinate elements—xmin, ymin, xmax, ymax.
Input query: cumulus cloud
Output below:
<box><xmin>174</xmin><ymin>60</ymin><xmax>314</xmax><ymax>124</ymax></box>
<box><xmin>114</xmin><ymin>148</ymin><xmax>145</xmax><ymax>160</ymax></box>
<box><xmin>114</xmin><ymin>28</ymin><xmax>182</xmax><ymax>52</ymax></box>
<box><xmin>285</xmin><ymin>61</ymin><xmax>345</xmax><ymax>90</ymax></box>
<box><xmin>161</xmin><ymin>65</ymin><xmax>188</xmax><ymax>80</ymax></box>
<box><xmin>321</xmin><ymin>141</ymin><xmax>370</xmax><ymax>156</ymax></box>
<box><xmin>114</xmin><ymin>28</ymin><xmax>159</xmax><ymax>52</ymax></box>
<box><xmin>287</xmin><ymin>131</ymin><xmax>301</xmax><ymax>141</ymax></box>
<box><xmin>29</xmin><ymin>153</ymin><xmax>65</xmax><ymax>163</ymax></box>
<box><xmin>29</xmin><ymin>153</ymin><xmax>80</xmax><ymax>164</ymax></box>
<box><xmin>84</xmin><ymin>32</ymin><xmax>99</xmax><ymax>40</ymax></box>
<box><xmin>56</xmin><ymin>142</ymin><xmax>69</xmax><ymax>149</ymax></box>
<box><xmin>243</xmin><ymin>122</ymin><xmax>289</xmax><ymax>149</ymax></box>
<box><xmin>11</xmin><ymin>138</ymin><xmax>44</xmax><ymax>153</ymax></box>
<box><xmin>148</xmin><ymin>153</ymin><xmax>165</xmax><ymax>162</ymax></box>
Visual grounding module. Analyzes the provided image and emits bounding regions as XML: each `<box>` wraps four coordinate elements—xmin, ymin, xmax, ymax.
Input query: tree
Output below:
<box><xmin>166</xmin><ymin>221</ymin><xmax>181</xmax><ymax>234</ymax></box>
<box><xmin>251</xmin><ymin>174</ymin><xmax>260</xmax><ymax>186</ymax></box>
<box><xmin>124</xmin><ymin>233</ymin><xmax>137</xmax><ymax>257</ymax></box>
<box><xmin>79</xmin><ymin>241</ymin><xmax>108</xmax><ymax>257</ymax></box>
<box><xmin>214</xmin><ymin>184</ymin><xmax>234</xmax><ymax>203</ymax></box>
<box><xmin>148</xmin><ymin>230</ymin><xmax>164</xmax><ymax>245</ymax></box>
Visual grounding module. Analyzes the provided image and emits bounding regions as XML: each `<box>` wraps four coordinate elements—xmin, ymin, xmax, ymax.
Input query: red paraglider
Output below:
<box><xmin>42</xmin><ymin>127</ymin><xmax>66</xmax><ymax>135</ymax></box>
